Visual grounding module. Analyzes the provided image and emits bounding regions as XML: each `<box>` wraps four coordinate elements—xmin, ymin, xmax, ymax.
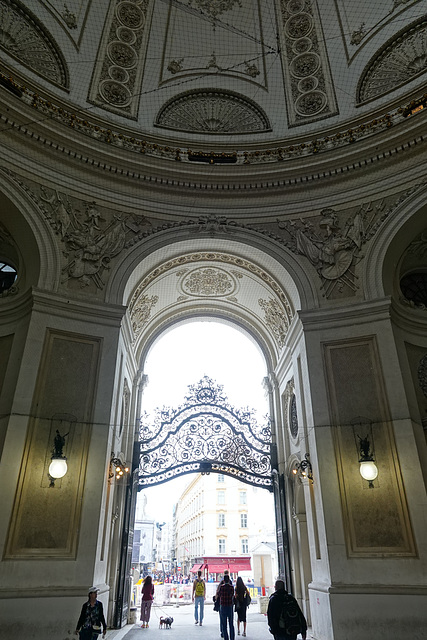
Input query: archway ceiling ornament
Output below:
<box><xmin>138</xmin><ymin>376</ymin><xmax>272</xmax><ymax>490</ymax></box>
<box><xmin>128</xmin><ymin>251</ymin><xmax>294</xmax><ymax>350</ymax></box>
<box><xmin>357</xmin><ymin>16</ymin><xmax>427</xmax><ymax>104</ymax></box>
<box><xmin>0</xmin><ymin>0</ymin><xmax>68</xmax><ymax>87</ymax></box>
<box><xmin>155</xmin><ymin>89</ymin><xmax>271</xmax><ymax>134</ymax></box>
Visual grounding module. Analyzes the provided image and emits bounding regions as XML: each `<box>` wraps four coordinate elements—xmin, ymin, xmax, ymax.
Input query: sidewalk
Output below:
<box><xmin>107</xmin><ymin>603</ymin><xmax>313</xmax><ymax>640</ymax></box>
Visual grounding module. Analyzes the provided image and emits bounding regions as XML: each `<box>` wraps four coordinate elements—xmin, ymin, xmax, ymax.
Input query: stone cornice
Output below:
<box><xmin>31</xmin><ymin>288</ymin><xmax>126</xmax><ymax>327</ymax></box>
<box><xmin>0</xmin><ymin>70</ymin><xmax>426</xmax><ymax>195</ymax></box>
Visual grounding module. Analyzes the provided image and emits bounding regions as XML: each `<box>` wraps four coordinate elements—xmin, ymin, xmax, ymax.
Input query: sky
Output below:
<box><xmin>138</xmin><ymin>320</ymin><xmax>269</xmax><ymax>521</ymax></box>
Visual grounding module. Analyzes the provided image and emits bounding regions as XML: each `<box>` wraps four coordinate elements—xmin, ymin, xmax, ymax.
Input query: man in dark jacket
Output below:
<box><xmin>267</xmin><ymin>580</ymin><xmax>307</xmax><ymax>640</ymax></box>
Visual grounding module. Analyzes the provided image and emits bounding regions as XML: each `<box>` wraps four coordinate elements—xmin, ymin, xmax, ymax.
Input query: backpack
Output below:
<box><xmin>278</xmin><ymin>594</ymin><xmax>302</xmax><ymax>636</ymax></box>
<box><xmin>195</xmin><ymin>580</ymin><xmax>204</xmax><ymax>596</ymax></box>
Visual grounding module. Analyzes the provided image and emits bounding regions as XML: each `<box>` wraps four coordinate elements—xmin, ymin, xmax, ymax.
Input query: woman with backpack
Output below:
<box><xmin>192</xmin><ymin>570</ymin><xmax>206</xmax><ymax>625</ymax></box>
<box><xmin>234</xmin><ymin>576</ymin><xmax>251</xmax><ymax>637</ymax></box>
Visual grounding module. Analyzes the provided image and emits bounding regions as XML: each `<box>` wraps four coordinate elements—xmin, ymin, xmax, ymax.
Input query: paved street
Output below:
<box><xmin>108</xmin><ymin>602</ymin><xmax>313</xmax><ymax>640</ymax></box>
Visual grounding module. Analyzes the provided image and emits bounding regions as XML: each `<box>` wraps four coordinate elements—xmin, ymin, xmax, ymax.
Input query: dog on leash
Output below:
<box><xmin>159</xmin><ymin>616</ymin><xmax>174</xmax><ymax>629</ymax></box>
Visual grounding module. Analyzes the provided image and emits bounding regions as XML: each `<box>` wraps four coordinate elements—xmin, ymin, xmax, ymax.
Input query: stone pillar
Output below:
<box><xmin>0</xmin><ymin>289</ymin><xmax>126</xmax><ymax>640</ymax></box>
<box><xmin>297</xmin><ymin>299</ymin><xmax>427</xmax><ymax>640</ymax></box>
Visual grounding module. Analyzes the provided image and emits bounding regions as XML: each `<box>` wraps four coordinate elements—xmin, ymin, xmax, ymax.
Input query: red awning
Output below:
<box><xmin>190</xmin><ymin>564</ymin><xmax>202</xmax><ymax>573</ymax></box>
<box><xmin>227</xmin><ymin>559</ymin><xmax>252</xmax><ymax>572</ymax></box>
<box><xmin>206</xmin><ymin>564</ymin><xmax>228</xmax><ymax>573</ymax></box>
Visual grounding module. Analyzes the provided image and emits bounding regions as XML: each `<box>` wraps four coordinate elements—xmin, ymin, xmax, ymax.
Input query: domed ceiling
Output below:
<box><xmin>0</xmin><ymin>0</ymin><xmax>426</xmax><ymax>158</ymax></box>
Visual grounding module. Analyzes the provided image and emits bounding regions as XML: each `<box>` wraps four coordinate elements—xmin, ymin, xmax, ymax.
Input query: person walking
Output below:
<box><xmin>234</xmin><ymin>576</ymin><xmax>250</xmax><ymax>637</ymax></box>
<box><xmin>140</xmin><ymin>575</ymin><xmax>154</xmax><ymax>628</ymax></box>
<box><xmin>216</xmin><ymin>570</ymin><xmax>233</xmax><ymax>637</ymax></box>
<box><xmin>218</xmin><ymin>574</ymin><xmax>235</xmax><ymax>640</ymax></box>
<box><xmin>192</xmin><ymin>570</ymin><xmax>206</xmax><ymax>626</ymax></box>
<box><xmin>75</xmin><ymin>586</ymin><xmax>107</xmax><ymax>639</ymax></box>
<box><xmin>267</xmin><ymin>580</ymin><xmax>307</xmax><ymax>640</ymax></box>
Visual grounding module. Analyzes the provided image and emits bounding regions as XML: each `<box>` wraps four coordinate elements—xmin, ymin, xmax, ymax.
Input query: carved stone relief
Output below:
<box><xmin>2</xmin><ymin>169</ymin><xmax>151</xmax><ymax>292</ymax></box>
<box><xmin>278</xmin><ymin>0</ymin><xmax>338</xmax><ymax>126</ymax></box>
<box><xmin>283</xmin><ymin>378</ymin><xmax>298</xmax><ymax>439</ymax></box>
<box><xmin>273</xmin><ymin>183</ymin><xmax>425</xmax><ymax>299</ymax></box>
<box><xmin>0</xmin><ymin>0</ymin><xmax>68</xmax><ymax>86</ymax></box>
<box><xmin>88</xmin><ymin>0</ymin><xmax>151</xmax><ymax>118</ymax></box>
<box><xmin>258</xmin><ymin>297</ymin><xmax>289</xmax><ymax>348</ymax></box>
<box><xmin>155</xmin><ymin>89</ymin><xmax>271</xmax><ymax>134</ymax></box>
<box><xmin>357</xmin><ymin>17</ymin><xmax>427</xmax><ymax>103</ymax></box>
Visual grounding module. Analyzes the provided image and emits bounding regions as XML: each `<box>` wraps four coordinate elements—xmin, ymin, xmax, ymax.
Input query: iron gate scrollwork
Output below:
<box><xmin>138</xmin><ymin>376</ymin><xmax>272</xmax><ymax>490</ymax></box>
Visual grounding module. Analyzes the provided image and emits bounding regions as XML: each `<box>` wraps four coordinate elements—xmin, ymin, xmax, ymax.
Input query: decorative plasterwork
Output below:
<box><xmin>155</xmin><ymin>89</ymin><xmax>271</xmax><ymax>134</ymax></box>
<box><xmin>160</xmin><ymin>0</ymin><xmax>267</xmax><ymax>89</ymax></box>
<box><xmin>178</xmin><ymin>267</ymin><xmax>242</xmax><ymax>297</ymax></box>
<box><xmin>283</xmin><ymin>378</ymin><xmax>298</xmax><ymax>439</ymax></box>
<box><xmin>278</xmin><ymin>0</ymin><xmax>338</xmax><ymax>126</ymax></box>
<box><xmin>88</xmin><ymin>0</ymin><xmax>151</xmax><ymax>118</ymax></box>
<box><xmin>131</xmin><ymin>294</ymin><xmax>159</xmax><ymax>343</ymax></box>
<box><xmin>7</xmin><ymin>73</ymin><xmax>425</xmax><ymax>166</ymax></box>
<box><xmin>357</xmin><ymin>17</ymin><xmax>427</xmax><ymax>103</ymax></box>
<box><xmin>258</xmin><ymin>298</ymin><xmax>289</xmax><ymax>348</ymax></box>
<box><xmin>128</xmin><ymin>252</ymin><xmax>294</xmax><ymax>319</ymax></box>
<box><xmin>0</xmin><ymin>0</ymin><xmax>68</xmax><ymax>87</ymax></box>
<box><xmin>274</xmin><ymin>184</ymin><xmax>425</xmax><ymax>298</ymax></box>
<box><xmin>418</xmin><ymin>355</ymin><xmax>427</xmax><ymax>398</ymax></box>
<box><xmin>2</xmin><ymin>168</ymin><xmax>151</xmax><ymax>292</ymax></box>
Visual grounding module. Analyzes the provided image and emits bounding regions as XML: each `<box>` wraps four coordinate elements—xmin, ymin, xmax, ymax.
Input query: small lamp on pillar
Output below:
<box><xmin>48</xmin><ymin>430</ymin><xmax>69</xmax><ymax>486</ymax></box>
<box><xmin>351</xmin><ymin>416</ymin><xmax>378</xmax><ymax>488</ymax></box>
<box><xmin>292</xmin><ymin>453</ymin><xmax>313</xmax><ymax>483</ymax></box>
<box><xmin>109</xmin><ymin>453</ymin><xmax>130</xmax><ymax>480</ymax></box>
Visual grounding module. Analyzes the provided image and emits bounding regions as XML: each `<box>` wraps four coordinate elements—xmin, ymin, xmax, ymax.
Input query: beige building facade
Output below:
<box><xmin>0</xmin><ymin>2</ymin><xmax>426</xmax><ymax>639</ymax></box>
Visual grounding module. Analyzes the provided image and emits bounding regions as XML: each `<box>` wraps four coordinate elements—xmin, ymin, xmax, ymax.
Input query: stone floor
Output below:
<box><xmin>107</xmin><ymin>603</ymin><xmax>313</xmax><ymax>640</ymax></box>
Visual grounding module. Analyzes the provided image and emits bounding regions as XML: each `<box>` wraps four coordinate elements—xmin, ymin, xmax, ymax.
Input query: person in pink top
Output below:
<box><xmin>140</xmin><ymin>575</ymin><xmax>154</xmax><ymax>628</ymax></box>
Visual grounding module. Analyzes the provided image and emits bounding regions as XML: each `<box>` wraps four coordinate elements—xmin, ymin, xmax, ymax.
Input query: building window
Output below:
<box><xmin>218</xmin><ymin>513</ymin><xmax>225</xmax><ymax>527</ymax></box>
<box><xmin>218</xmin><ymin>538</ymin><xmax>226</xmax><ymax>553</ymax></box>
<box><xmin>217</xmin><ymin>490</ymin><xmax>225</xmax><ymax>504</ymax></box>
<box><xmin>217</xmin><ymin>474</ymin><xmax>225</xmax><ymax>482</ymax></box>
<box><xmin>241</xmin><ymin>538</ymin><xmax>248</xmax><ymax>553</ymax></box>
<box><xmin>240</xmin><ymin>513</ymin><xmax>248</xmax><ymax>528</ymax></box>
<box><xmin>239</xmin><ymin>491</ymin><xmax>247</xmax><ymax>505</ymax></box>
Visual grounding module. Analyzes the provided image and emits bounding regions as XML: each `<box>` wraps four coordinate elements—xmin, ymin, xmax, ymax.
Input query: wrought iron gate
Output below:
<box><xmin>138</xmin><ymin>376</ymin><xmax>272</xmax><ymax>490</ymax></box>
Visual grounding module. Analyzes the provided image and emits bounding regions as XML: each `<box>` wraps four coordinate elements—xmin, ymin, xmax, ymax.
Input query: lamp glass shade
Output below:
<box><xmin>359</xmin><ymin>460</ymin><xmax>378</xmax><ymax>482</ymax></box>
<box><xmin>49</xmin><ymin>457</ymin><xmax>68</xmax><ymax>479</ymax></box>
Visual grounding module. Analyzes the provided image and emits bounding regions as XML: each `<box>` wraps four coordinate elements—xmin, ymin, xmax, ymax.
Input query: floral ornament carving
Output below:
<box><xmin>0</xmin><ymin>0</ymin><xmax>68</xmax><ymax>86</ymax></box>
<box><xmin>258</xmin><ymin>298</ymin><xmax>289</xmax><ymax>348</ymax></box>
<box><xmin>155</xmin><ymin>89</ymin><xmax>271</xmax><ymax>134</ymax></box>
<box><xmin>181</xmin><ymin>267</ymin><xmax>235</xmax><ymax>296</ymax></box>
<box><xmin>358</xmin><ymin>17</ymin><xmax>427</xmax><ymax>103</ymax></box>
<box><xmin>283</xmin><ymin>378</ymin><xmax>298</xmax><ymax>439</ymax></box>
<box><xmin>88</xmin><ymin>0</ymin><xmax>151</xmax><ymax>117</ymax></box>
<box><xmin>418</xmin><ymin>355</ymin><xmax>427</xmax><ymax>398</ymax></box>
<box><xmin>121</xmin><ymin>379</ymin><xmax>131</xmax><ymax>435</ymax></box>
<box><xmin>278</xmin><ymin>0</ymin><xmax>338</xmax><ymax>126</ymax></box>
<box><xmin>187</xmin><ymin>0</ymin><xmax>242</xmax><ymax>25</ymax></box>
<box><xmin>62</xmin><ymin>3</ymin><xmax>77</xmax><ymax>29</ymax></box>
<box><xmin>131</xmin><ymin>294</ymin><xmax>159</xmax><ymax>343</ymax></box>
<box><xmin>35</xmin><ymin>186</ymin><xmax>150</xmax><ymax>289</ymax></box>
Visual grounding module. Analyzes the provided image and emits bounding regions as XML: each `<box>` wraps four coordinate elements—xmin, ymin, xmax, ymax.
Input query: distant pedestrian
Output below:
<box><xmin>234</xmin><ymin>576</ymin><xmax>250</xmax><ymax>637</ymax></box>
<box><xmin>192</xmin><ymin>570</ymin><xmax>206</xmax><ymax>625</ymax></box>
<box><xmin>267</xmin><ymin>580</ymin><xmax>307</xmax><ymax>640</ymax></box>
<box><xmin>140</xmin><ymin>575</ymin><xmax>154</xmax><ymax>628</ymax></box>
<box><xmin>75</xmin><ymin>586</ymin><xmax>107</xmax><ymax>639</ymax></box>
<box><xmin>218</xmin><ymin>574</ymin><xmax>235</xmax><ymax>640</ymax></box>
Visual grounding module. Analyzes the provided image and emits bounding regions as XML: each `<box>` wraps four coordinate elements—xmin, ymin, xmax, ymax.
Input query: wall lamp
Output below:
<box><xmin>292</xmin><ymin>453</ymin><xmax>313</xmax><ymax>483</ymax></box>
<box><xmin>351</xmin><ymin>416</ymin><xmax>378</xmax><ymax>488</ymax></box>
<box><xmin>109</xmin><ymin>453</ymin><xmax>129</xmax><ymax>480</ymax></box>
<box><xmin>357</xmin><ymin>435</ymin><xmax>378</xmax><ymax>488</ymax></box>
<box><xmin>48</xmin><ymin>430</ymin><xmax>69</xmax><ymax>486</ymax></box>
